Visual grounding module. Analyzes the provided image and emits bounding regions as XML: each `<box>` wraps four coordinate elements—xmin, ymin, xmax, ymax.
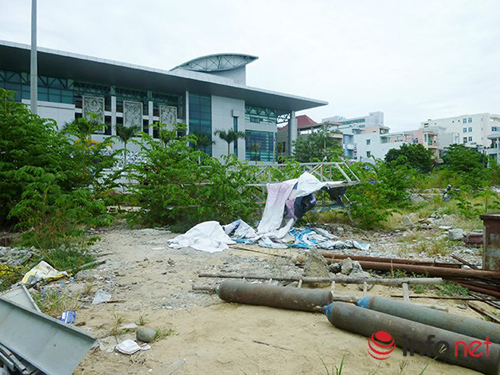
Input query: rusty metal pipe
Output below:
<box><xmin>322</xmin><ymin>253</ymin><xmax>461</xmax><ymax>268</ymax></box>
<box><xmin>324</xmin><ymin>302</ymin><xmax>500</xmax><ymax>375</ymax></box>
<box><xmin>216</xmin><ymin>281</ymin><xmax>333</xmax><ymax>312</ymax></box>
<box><xmin>325</xmin><ymin>259</ymin><xmax>500</xmax><ymax>280</ymax></box>
<box><xmin>454</xmin><ymin>282</ymin><xmax>500</xmax><ymax>299</ymax></box>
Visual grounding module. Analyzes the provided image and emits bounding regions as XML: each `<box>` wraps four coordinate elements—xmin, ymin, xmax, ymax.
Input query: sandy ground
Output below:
<box><xmin>67</xmin><ymin>227</ymin><xmax>494</xmax><ymax>375</ymax></box>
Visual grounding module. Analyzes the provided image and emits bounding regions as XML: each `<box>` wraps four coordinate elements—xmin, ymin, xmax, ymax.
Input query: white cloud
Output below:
<box><xmin>0</xmin><ymin>0</ymin><xmax>499</xmax><ymax>131</ymax></box>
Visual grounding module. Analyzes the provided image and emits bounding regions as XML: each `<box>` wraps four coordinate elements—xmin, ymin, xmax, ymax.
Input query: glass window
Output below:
<box><xmin>189</xmin><ymin>93</ymin><xmax>212</xmax><ymax>155</ymax></box>
<box><xmin>468</xmin><ymin>118</ymin><xmax>472</xmax><ymax>123</ymax></box>
<box><xmin>468</xmin><ymin>137</ymin><xmax>472</xmax><ymax>142</ymax></box>
<box><xmin>463</xmin><ymin>118</ymin><xmax>467</xmax><ymax>123</ymax></box>
<box><xmin>245</xmin><ymin>130</ymin><xmax>275</xmax><ymax>162</ymax></box>
<box><xmin>463</xmin><ymin>137</ymin><xmax>467</xmax><ymax>144</ymax></box>
<box><xmin>468</xmin><ymin>127</ymin><xmax>472</xmax><ymax>132</ymax></box>
<box><xmin>463</xmin><ymin>128</ymin><xmax>467</xmax><ymax>133</ymax></box>
<box><xmin>366</xmin><ymin>151</ymin><xmax>371</xmax><ymax>157</ymax></box>
<box><xmin>366</xmin><ymin>139</ymin><xmax>371</xmax><ymax>145</ymax></box>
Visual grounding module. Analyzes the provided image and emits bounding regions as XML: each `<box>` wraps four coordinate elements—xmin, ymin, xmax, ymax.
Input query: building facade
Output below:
<box><xmin>0</xmin><ymin>41</ymin><xmax>327</xmax><ymax>164</ymax></box>
<box><xmin>420</xmin><ymin>113</ymin><xmax>500</xmax><ymax>150</ymax></box>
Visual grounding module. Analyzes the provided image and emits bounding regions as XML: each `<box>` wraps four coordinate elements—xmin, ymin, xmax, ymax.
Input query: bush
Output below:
<box><xmin>128</xmin><ymin>125</ymin><xmax>259</xmax><ymax>228</ymax></box>
<box><xmin>385</xmin><ymin>143</ymin><xmax>434</xmax><ymax>173</ymax></box>
<box><xmin>0</xmin><ymin>89</ymin><xmax>116</xmax><ymax>266</ymax></box>
<box><xmin>346</xmin><ymin>161</ymin><xmax>413</xmax><ymax>229</ymax></box>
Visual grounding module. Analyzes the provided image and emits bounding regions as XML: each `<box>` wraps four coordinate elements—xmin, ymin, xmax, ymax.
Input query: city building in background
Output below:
<box><xmin>0</xmin><ymin>40</ymin><xmax>327</xmax><ymax>164</ymax></box>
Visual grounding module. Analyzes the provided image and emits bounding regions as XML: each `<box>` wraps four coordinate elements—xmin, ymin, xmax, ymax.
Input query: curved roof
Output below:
<box><xmin>172</xmin><ymin>53</ymin><xmax>258</xmax><ymax>72</ymax></box>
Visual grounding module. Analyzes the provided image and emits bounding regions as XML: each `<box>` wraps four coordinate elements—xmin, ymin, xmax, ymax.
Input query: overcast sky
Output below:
<box><xmin>1</xmin><ymin>0</ymin><xmax>499</xmax><ymax>131</ymax></box>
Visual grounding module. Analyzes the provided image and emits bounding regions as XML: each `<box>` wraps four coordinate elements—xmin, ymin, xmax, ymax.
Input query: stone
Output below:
<box><xmin>136</xmin><ymin>327</ymin><xmax>156</xmax><ymax>343</ymax></box>
<box><xmin>303</xmin><ymin>249</ymin><xmax>330</xmax><ymax>287</ymax></box>
<box><xmin>402</xmin><ymin>215</ymin><xmax>413</xmax><ymax>227</ymax></box>
<box><xmin>328</xmin><ymin>263</ymin><xmax>341</xmax><ymax>273</ymax></box>
<box><xmin>336</xmin><ymin>227</ymin><xmax>344</xmax><ymax>234</ymax></box>
<box><xmin>340</xmin><ymin>258</ymin><xmax>353</xmax><ymax>275</ymax></box>
<box><xmin>409</xmin><ymin>194</ymin><xmax>425</xmax><ymax>202</ymax></box>
<box><xmin>448</xmin><ymin>229</ymin><xmax>465</xmax><ymax>241</ymax></box>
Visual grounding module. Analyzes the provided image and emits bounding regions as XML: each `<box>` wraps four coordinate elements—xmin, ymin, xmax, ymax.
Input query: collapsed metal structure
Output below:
<box><xmin>249</xmin><ymin>162</ymin><xmax>360</xmax><ymax>209</ymax></box>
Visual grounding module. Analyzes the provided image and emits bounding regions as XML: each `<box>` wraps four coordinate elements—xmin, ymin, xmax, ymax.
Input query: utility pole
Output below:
<box><xmin>30</xmin><ymin>0</ymin><xmax>38</xmax><ymax>114</ymax></box>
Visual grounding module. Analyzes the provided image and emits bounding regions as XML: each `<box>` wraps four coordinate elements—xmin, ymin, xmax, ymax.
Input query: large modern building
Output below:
<box><xmin>0</xmin><ymin>40</ymin><xmax>327</xmax><ymax>163</ymax></box>
<box><xmin>421</xmin><ymin>113</ymin><xmax>500</xmax><ymax>150</ymax></box>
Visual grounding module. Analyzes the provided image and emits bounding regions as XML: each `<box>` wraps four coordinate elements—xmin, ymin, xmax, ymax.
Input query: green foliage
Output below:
<box><xmin>0</xmin><ymin>89</ymin><xmax>116</xmax><ymax>271</ymax></box>
<box><xmin>385</xmin><ymin>143</ymin><xmax>434</xmax><ymax>173</ymax></box>
<box><xmin>440</xmin><ymin>144</ymin><xmax>487</xmax><ymax>189</ymax></box>
<box><xmin>346</xmin><ymin>161</ymin><xmax>413</xmax><ymax>229</ymax></box>
<box><xmin>116</xmin><ymin>123</ymin><xmax>141</xmax><ymax>165</ymax></box>
<box><xmin>292</xmin><ymin>131</ymin><xmax>343</xmax><ymax>162</ymax></box>
<box><xmin>9</xmin><ymin>166</ymin><xmax>111</xmax><ymax>250</ymax></box>
<box><xmin>453</xmin><ymin>188</ymin><xmax>500</xmax><ymax>219</ymax></box>
<box><xmin>128</xmin><ymin>125</ymin><xmax>259</xmax><ymax>228</ymax></box>
<box><xmin>0</xmin><ymin>264</ymin><xmax>24</xmax><ymax>292</ymax></box>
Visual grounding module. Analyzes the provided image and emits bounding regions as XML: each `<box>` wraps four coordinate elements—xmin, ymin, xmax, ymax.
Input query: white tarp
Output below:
<box><xmin>257</xmin><ymin>172</ymin><xmax>328</xmax><ymax>238</ymax></box>
<box><xmin>168</xmin><ymin>221</ymin><xmax>235</xmax><ymax>253</ymax></box>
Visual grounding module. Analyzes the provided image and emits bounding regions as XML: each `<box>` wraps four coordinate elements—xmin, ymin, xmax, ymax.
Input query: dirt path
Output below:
<box><xmin>72</xmin><ymin>228</ymin><xmax>483</xmax><ymax>375</ymax></box>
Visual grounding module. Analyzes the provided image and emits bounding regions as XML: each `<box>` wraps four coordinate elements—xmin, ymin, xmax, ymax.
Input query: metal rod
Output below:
<box><xmin>451</xmin><ymin>254</ymin><xmax>479</xmax><ymax>270</ymax></box>
<box><xmin>322</xmin><ymin>253</ymin><xmax>461</xmax><ymax>268</ymax></box>
<box><xmin>468</xmin><ymin>303</ymin><xmax>500</xmax><ymax>324</ymax></box>
<box><xmin>325</xmin><ymin>260</ymin><xmax>500</xmax><ymax>280</ymax></box>
<box><xmin>390</xmin><ymin>295</ymin><xmax>500</xmax><ymax>301</ymax></box>
<box><xmin>199</xmin><ymin>272</ymin><xmax>443</xmax><ymax>285</ymax></box>
<box><xmin>30</xmin><ymin>0</ymin><xmax>37</xmax><ymax>114</ymax></box>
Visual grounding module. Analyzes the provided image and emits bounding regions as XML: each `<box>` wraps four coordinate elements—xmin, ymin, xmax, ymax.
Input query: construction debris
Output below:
<box><xmin>0</xmin><ymin>297</ymin><xmax>96</xmax><ymax>375</ymax></box>
<box><xmin>198</xmin><ymin>272</ymin><xmax>443</xmax><ymax>285</ymax></box>
<box><xmin>115</xmin><ymin>339</ymin><xmax>150</xmax><ymax>355</ymax></box>
<box><xmin>21</xmin><ymin>260</ymin><xmax>68</xmax><ymax>286</ymax></box>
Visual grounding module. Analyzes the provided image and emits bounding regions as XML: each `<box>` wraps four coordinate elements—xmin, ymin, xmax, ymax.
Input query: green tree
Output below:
<box><xmin>385</xmin><ymin>143</ymin><xmax>434</xmax><ymax>173</ymax></box>
<box><xmin>440</xmin><ymin>144</ymin><xmax>487</xmax><ymax>189</ymax></box>
<box><xmin>116</xmin><ymin>123</ymin><xmax>141</xmax><ymax>166</ymax></box>
<box><xmin>214</xmin><ymin>129</ymin><xmax>247</xmax><ymax>155</ymax></box>
<box><xmin>249</xmin><ymin>142</ymin><xmax>262</xmax><ymax>161</ymax></box>
<box><xmin>128</xmin><ymin>125</ymin><xmax>258</xmax><ymax>228</ymax></box>
<box><xmin>292</xmin><ymin>131</ymin><xmax>343</xmax><ymax>162</ymax></box>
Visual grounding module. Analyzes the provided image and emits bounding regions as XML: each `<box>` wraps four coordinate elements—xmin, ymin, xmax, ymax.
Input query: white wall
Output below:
<box><xmin>211</xmin><ymin>95</ymin><xmax>245</xmax><ymax>160</ymax></box>
<box><xmin>22</xmin><ymin>99</ymin><xmax>75</xmax><ymax>129</ymax></box>
<box><xmin>421</xmin><ymin>113</ymin><xmax>500</xmax><ymax>148</ymax></box>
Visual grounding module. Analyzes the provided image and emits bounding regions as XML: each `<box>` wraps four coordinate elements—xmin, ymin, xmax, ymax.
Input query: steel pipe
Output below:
<box><xmin>322</xmin><ymin>253</ymin><xmax>461</xmax><ymax>268</ymax></box>
<box><xmin>358</xmin><ymin>296</ymin><xmax>500</xmax><ymax>344</ymax></box>
<box><xmin>325</xmin><ymin>259</ymin><xmax>500</xmax><ymax>280</ymax></box>
<box><xmin>216</xmin><ymin>281</ymin><xmax>333</xmax><ymax>312</ymax></box>
<box><xmin>324</xmin><ymin>302</ymin><xmax>500</xmax><ymax>375</ymax></box>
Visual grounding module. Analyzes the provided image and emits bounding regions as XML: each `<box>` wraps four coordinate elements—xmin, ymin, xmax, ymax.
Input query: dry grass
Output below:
<box><xmin>31</xmin><ymin>288</ymin><xmax>80</xmax><ymax>318</ymax></box>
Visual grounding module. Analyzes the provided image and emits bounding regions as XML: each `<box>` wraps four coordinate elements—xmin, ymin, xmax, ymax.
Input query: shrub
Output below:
<box><xmin>128</xmin><ymin>125</ymin><xmax>259</xmax><ymax>228</ymax></box>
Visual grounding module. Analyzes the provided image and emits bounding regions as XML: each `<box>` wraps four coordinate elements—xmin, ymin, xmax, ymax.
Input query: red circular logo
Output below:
<box><xmin>367</xmin><ymin>331</ymin><xmax>396</xmax><ymax>360</ymax></box>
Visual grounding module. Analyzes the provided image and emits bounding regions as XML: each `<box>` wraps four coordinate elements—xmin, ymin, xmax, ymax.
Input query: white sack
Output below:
<box><xmin>168</xmin><ymin>221</ymin><xmax>235</xmax><ymax>253</ymax></box>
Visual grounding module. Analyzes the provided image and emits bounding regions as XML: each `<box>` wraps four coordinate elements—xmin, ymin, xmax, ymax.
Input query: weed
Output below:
<box><xmin>109</xmin><ymin>312</ymin><xmax>126</xmax><ymax>337</ymax></box>
<box><xmin>31</xmin><ymin>288</ymin><xmax>80</xmax><ymax>317</ymax></box>
<box><xmin>436</xmin><ymin>281</ymin><xmax>468</xmax><ymax>297</ymax></box>
<box><xmin>136</xmin><ymin>314</ymin><xmax>147</xmax><ymax>326</ymax></box>
<box><xmin>80</xmin><ymin>282</ymin><xmax>94</xmax><ymax>297</ymax></box>
<box><xmin>320</xmin><ymin>354</ymin><xmax>345</xmax><ymax>375</ymax></box>
<box><xmin>0</xmin><ymin>264</ymin><xmax>24</xmax><ymax>292</ymax></box>
<box><xmin>154</xmin><ymin>327</ymin><xmax>174</xmax><ymax>341</ymax></box>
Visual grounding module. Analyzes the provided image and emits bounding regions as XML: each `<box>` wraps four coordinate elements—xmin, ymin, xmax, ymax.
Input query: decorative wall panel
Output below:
<box><xmin>123</xmin><ymin>101</ymin><xmax>143</xmax><ymax>128</ymax></box>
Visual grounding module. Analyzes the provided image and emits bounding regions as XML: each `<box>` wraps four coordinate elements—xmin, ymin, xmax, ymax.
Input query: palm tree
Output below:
<box><xmin>250</xmin><ymin>142</ymin><xmax>261</xmax><ymax>161</ymax></box>
<box><xmin>116</xmin><ymin>124</ymin><xmax>141</xmax><ymax>166</ymax></box>
<box><xmin>214</xmin><ymin>129</ymin><xmax>247</xmax><ymax>155</ymax></box>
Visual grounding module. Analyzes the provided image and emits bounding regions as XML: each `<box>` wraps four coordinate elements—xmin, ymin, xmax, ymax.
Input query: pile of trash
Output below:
<box><xmin>168</xmin><ymin>172</ymin><xmax>370</xmax><ymax>253</ymax></box>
